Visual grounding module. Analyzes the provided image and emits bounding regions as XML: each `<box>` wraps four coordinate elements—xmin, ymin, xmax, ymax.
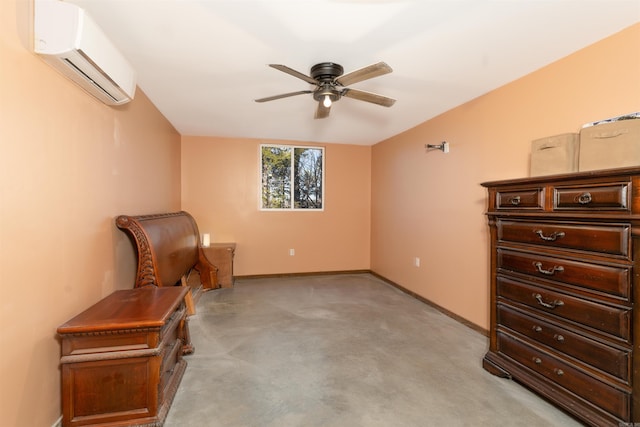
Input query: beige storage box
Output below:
<box><xmin>579</xmin><ymin>119</ymin><xmax>640</xmax><ymax>171</ymax></box>
<box><xmin>530</xmin><ymin>133</ymin><xmax>579</xmax><ymax>176</ymax></box>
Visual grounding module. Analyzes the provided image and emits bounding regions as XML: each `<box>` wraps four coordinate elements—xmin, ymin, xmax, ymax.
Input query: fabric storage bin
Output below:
<box><xmin>579</xmin><ymin>119</ymin><xmax>640</xmax><ymax>171</ymax></box>
<box><xmin>530</xmin><ymin>133</ymin><xmax>579</xmax><ymax>176</ymax></box>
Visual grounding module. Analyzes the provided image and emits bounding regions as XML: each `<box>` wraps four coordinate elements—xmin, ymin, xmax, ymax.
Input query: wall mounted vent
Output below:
<box><xmin>33</xmin><ymin>0</ymin><xmax>136</xmax><ymax>106</ymax></box>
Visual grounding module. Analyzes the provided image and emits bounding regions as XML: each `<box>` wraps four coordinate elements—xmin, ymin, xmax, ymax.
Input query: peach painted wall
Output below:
<box><xmin>371</xmin><ymin>23</ymin><xmax>640</xmax><ymax>331</ymax></box>
<box><xmin>1</xmin><ymin>1</ymin><xmax>181</xmax><ymax>426</ymax></box>
<box><xmin>181</xmin><ymin>137</ymin><xmax>371</xmax><ymax>275</ymax></box>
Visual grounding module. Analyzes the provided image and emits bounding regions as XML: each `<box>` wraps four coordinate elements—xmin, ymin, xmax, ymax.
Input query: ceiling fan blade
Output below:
<box><xmin>335</xmin><ymin>62</ymin><xmax>393</xmax><ymax>87</ymax></box>
<box><xmin>269</xmin><ymin>64</ymin><xmax>318</xmax><ymax>85</ymax></box>
<box><xmin>342</xmin><ymin>88</ymin><xmax>396</xmax><ymax>107</ymax></box>
<box><xmin>255</xmin><ymin>90</ymin><xmax>313</xmax><ymax>103</ymax></box>
<box><xmin>314</xmin><ymin>101</ymin><xmax>331</xmax><ymax>119</ymax></box>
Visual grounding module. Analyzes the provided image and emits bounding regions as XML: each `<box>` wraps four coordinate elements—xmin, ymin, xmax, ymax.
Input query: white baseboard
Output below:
<box><xmin>51</xmin><ymin>415</ymin><xmax>62</xmax><ymax>427</ymax></box>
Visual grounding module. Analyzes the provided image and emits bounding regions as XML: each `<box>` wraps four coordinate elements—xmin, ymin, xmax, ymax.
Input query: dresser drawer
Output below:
<box><xmin>497</xmin><ymin>304</ymin><xmax>630</xmax><ymax>381</ymax></box>
<box><xmin>498</xmin><ymin>249</ymin><xmax>630</xmax><ymax>299</ymax></box>
<box><xmin>62</xmin><ymin>331</ymin><xmax>156</xmax><ymax>356</ymax></box>
<box><xmin>160</xmin><ymin>339</ymin><xmax>182</xmax><ymax>400</ymax></box>
<box><xmin>554</xmin><ymin>182</ymin><xmax>629</xmax><ymax>211</ymax></box>
<box><xmin>497</xmin><ymin>331</ymin><xmax>629</xmax><ymax>420</ymax></box>
<box><xmin>497</xmin><ymin>276</ymin><xmax>631</xmax><ymax>340</ymax></box>
<box><xmin>160</xmin><ymin>338</ymin><xmax>181</xmax><ymax>376</ymax></box>
<box><xmin>497</xmin><ymin>220</ymin><xmax>630</xmax><ymax>257</ymax></box>
<box><xmin>161</xmin><ymin>307</ymin><xmax>185</xmax><ymax>339</ymax></box>
<box><xmin>496</xmin><ymin>187</ymin><xmax>544</xmax><ymax>210</ymax></box>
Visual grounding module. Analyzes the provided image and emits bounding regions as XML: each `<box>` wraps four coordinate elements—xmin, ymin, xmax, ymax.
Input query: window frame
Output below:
<box><xmin>259</xmin><ymin>144</ymin><xmax>325</xmax><ymax>211</ymax></box>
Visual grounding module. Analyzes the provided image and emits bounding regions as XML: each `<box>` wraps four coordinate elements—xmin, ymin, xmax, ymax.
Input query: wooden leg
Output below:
<box><xmin>180</xmin><ymin>315</ymin><xmax>194</xmax><ymax>355</ymax></box>
<box><xmin>180</xmin><ymin>275</ymin><xmax>196</xmax><ymax>316</ymax></box>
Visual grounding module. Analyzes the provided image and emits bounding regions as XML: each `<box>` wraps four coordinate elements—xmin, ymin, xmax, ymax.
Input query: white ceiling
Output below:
<box><xmin>70</xmin><ymin>0</ymin><xmax>640</xmax><ymax>146</ymax></box>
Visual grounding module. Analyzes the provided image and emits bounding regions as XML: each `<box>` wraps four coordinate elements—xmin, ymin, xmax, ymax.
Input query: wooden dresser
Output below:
<box><xmin>57</xmin><ymin>286</ymin><xmax>192</xmax><ymax>427</ymax></box>
<box><xmin>481</xmin><ymin>167</ymin><xmax>640</xmax><ymax>427</ymax></box>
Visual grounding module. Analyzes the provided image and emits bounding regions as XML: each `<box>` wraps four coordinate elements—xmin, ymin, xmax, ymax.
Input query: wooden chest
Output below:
<box><xmin>57</xmin><ymin>286</ymin><xmax>191</xmax><ymax>427</ymax></box>
<box><xmin>482</xmin><ymin>166</ymin><xmax>640</xmax><ymax>426</ymax></box>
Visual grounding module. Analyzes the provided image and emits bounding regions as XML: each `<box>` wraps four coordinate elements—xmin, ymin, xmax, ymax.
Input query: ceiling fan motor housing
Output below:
<box><xmin>310</xmin><ymin>62</ymin><xmax>344</xmax><ymax>81</ymax></box>
<box><xmin>311</xmin><ymin>62</ymin><xmax>344</xmax><ymax>103</ymax></box>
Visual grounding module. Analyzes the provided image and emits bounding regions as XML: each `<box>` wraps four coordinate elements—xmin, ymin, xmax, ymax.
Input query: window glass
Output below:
<box><xmin>261</xmin><ymin>145</ymin><xmax>324</xmax><ymax>210</ymax></box>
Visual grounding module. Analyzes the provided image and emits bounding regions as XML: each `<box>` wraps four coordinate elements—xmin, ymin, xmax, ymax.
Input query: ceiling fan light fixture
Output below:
<box><xmin>314</xmin><ymin>84</ymin><xmax>340</xmax><ymax>105</ymax></box>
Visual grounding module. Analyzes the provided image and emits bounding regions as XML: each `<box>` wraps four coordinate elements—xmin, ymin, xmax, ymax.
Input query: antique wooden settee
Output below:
<box><xmin>116</xmin><ymin>211</ymin><xmax>219</xmax><ymax>312</ymax></box>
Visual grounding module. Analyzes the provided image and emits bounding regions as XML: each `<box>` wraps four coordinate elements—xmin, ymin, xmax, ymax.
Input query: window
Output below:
<box><xmin>260</xmin><ymin>144</ymin><xmax>324</xmax><ymax>210</ymax></box>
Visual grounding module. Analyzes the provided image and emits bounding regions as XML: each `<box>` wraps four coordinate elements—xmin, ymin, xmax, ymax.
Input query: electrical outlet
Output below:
<box><xmin>289</xmin><ymin>248</ymin><xmax>295</xmax><ymax>256</ymax></box>
<box><xmin>414</xmin><ymin>257</ymin><xmax>420</xmax><ymax>267</ymax></box>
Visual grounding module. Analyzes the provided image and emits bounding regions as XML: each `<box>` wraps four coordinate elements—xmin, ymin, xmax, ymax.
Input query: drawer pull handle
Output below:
<box><xmin>534</xmin><ymin>262</ymin><xmax>564</xmax><ymax>276</ymax></box>
<box><xmin>554</xmin><ymin>334</ymin><xmax>565</xmax><ymax>343</ymax></box>
<box><xmin>534</xmin><ymin>230</ymin><xmax>565</xmax><ymax>241</ymax></box>
<box><xmin>532</xmin><ymin>357</ymin><xmax>542</xmax><ymax>365</ymax></box>
<box><xmin>533</xmin><ymin>293</ymin><xmax>564</xmax><ymax>309</ymax></box>
<box><xmin>510</xmin><ymin>196</ymin><xmax>521</xmax><ymax>206</ymax></box>
<box><xmin>532</xmin><ymin>325</ymin><xmax>542</xmax><ymax>332</ymax></box>
<box><xmin>554</xmin><ymin>368</ymin><xmax>564</xmax><ymax>376</ymax></box>
<box><xmin>577</xmin><ymin>192</ymin><xmax>592</xmax><ymax>204</ymax></box>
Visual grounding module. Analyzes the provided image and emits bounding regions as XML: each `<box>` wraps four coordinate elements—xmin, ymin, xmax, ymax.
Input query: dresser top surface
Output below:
<box><xmin>58</xmin><ymin>286</ymin><xmax>188</xmax><ymax>334</ymax></box>
<box><xmin>481</xmin><ymin>166</ymin><xmax>640</xmax><ymax>188</ymax></box>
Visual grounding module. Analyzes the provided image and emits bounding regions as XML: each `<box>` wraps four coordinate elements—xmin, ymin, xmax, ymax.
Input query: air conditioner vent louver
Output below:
<box><xmin>62</xmin><ymin>55</ymin><xmax>122</xmax><ymax>104</ymax></box>
<box><xmin>34</xmin><ymin>0</ymin><xmax>136</xmax><ymax>106</ymax></box>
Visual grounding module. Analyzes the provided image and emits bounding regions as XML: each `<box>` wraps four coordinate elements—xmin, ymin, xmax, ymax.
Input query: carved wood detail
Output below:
<box><xmin>116</xmin><ymin>215</ymin><xmax>159</xmax><ymax>287</ymax></box>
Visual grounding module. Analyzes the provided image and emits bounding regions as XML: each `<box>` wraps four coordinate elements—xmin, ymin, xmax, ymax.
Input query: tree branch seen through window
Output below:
<box><xmin>261</xmin><ymin>145</ymin><xmax>324</xmax><ymax>210</ymax></box>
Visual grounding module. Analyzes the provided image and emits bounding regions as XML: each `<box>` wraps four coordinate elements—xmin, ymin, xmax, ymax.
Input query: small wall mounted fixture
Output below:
<box><xmin>425</xmin><ymin>141</ymin><xmax>449</xmax><ymax>153</ymax></box>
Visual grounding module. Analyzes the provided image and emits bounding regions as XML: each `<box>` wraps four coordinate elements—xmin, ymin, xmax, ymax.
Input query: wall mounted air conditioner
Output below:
<box><xmin>33</xmin><ymin>0</ymin><xmax>136</xmax><ymax>106</ymax></box>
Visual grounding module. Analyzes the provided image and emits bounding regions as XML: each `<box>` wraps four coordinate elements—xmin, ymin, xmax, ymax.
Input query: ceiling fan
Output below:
<box><xmin>255</xmin><ymin>61</ymin><xmax>396</xmax><ymax>119</ymax></box>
